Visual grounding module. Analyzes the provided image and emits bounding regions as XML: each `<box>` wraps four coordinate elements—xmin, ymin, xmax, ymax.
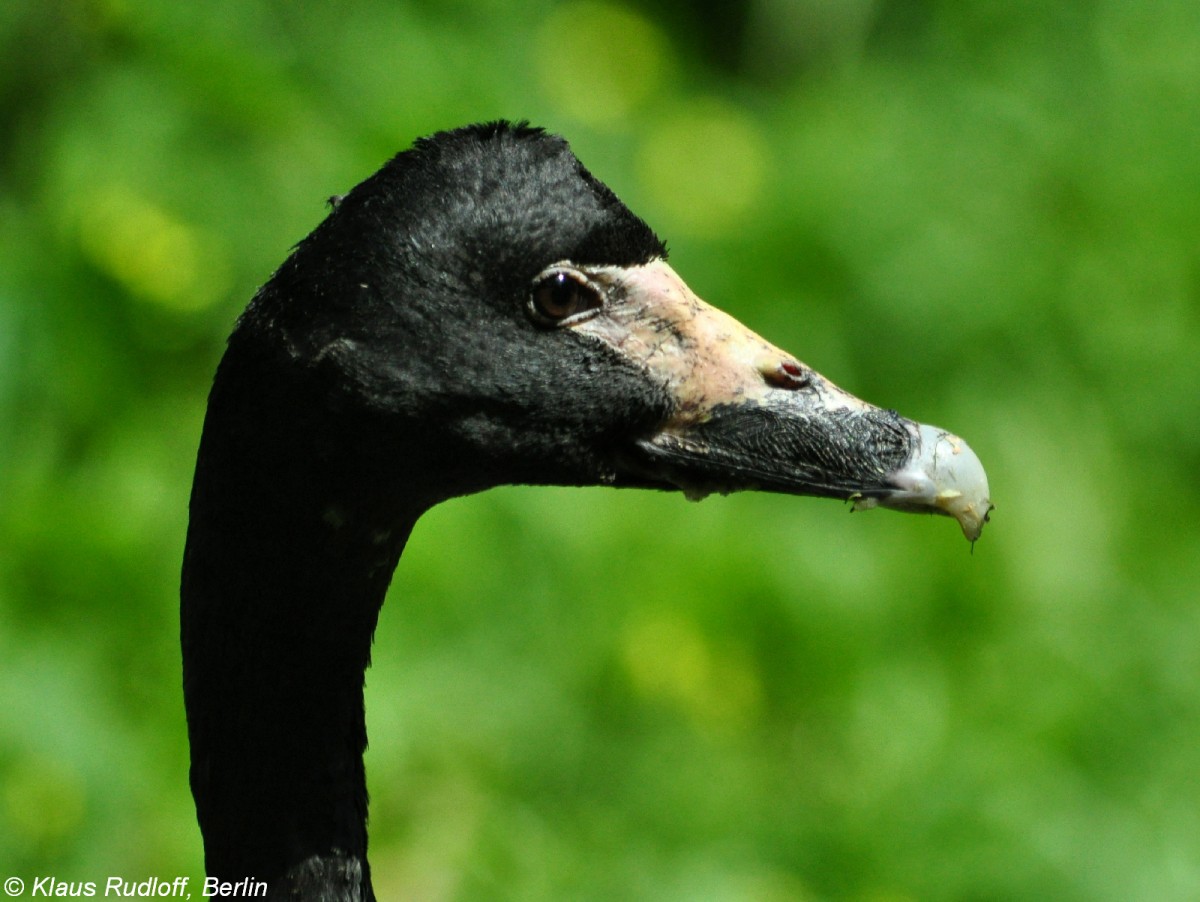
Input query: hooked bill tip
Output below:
<box><xmin>856</xmin><ymin>424</ymin><xmax>992</xmax><ymax>542</ymax></box>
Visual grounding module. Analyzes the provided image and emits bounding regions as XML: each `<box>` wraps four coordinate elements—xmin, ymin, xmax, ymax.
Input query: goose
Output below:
<box><xmin>181</xmin><ymin>121</ymin><xmax>991</xmax><ymax>900</ymax></box>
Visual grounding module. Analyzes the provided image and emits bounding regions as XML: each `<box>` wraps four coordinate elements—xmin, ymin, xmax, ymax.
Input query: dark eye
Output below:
<box><xmin>530</xmin><ymin>270</ymin><xmax>603</xmax><ymax>325</ymax></box>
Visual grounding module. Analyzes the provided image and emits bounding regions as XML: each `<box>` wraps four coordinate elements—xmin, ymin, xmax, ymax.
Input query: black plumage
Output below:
<box><xmin>182</xmin><ymin>121</ymin><xmax>985</xmax><ymax>900</ymax></box>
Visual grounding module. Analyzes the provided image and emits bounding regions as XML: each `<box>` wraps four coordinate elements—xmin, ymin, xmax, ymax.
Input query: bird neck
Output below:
<box><xmin>181</xmin><ymin>352</ymin><xmax>427</xmax><ymax>900</ymax></box>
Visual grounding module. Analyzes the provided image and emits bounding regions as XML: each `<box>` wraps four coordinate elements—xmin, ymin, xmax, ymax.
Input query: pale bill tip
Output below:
<box><xmin>856</xmin><ymin>424</ymin><xmax>992</xmax><ymax>542</ymax></box>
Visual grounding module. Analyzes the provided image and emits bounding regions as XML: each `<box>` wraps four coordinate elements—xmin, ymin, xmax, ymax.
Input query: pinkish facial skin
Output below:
<box><xmin>573</xmin><ymin>260</ymin><xmax>877</xmax><ymax>418</ymax></box>
<box><xmin>560</xmin><ymin>259</ymin><xmax>992</xmax><ymax>542</ymax></box>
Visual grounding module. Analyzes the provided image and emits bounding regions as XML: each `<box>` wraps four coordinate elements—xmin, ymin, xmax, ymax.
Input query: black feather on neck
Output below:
<box><xmin>181</xmin><ymin>122</ymin><xmax>671</xmax><ymax>900</ymax></box>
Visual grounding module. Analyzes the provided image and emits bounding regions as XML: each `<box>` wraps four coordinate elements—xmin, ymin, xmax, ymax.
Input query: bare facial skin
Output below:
<box><xmin>574</xmin><ymin>260</ymin><xmax>876</xmax><ymax>423</ymax></box>
<box><xmin>564</xmin><ymin>259</ymin><xmax>992</xmax><ymax>541</ymax></box>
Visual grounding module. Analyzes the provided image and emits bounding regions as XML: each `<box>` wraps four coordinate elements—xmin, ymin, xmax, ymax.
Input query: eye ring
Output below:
<box><xmin>529</xmin><ymin>268</ymin><xmax>604</xmax><ymax>326</ymax></box>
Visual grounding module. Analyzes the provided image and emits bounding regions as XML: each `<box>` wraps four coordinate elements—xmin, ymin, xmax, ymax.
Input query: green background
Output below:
<box><xmin>2</xmin><ymin>1</ymin><xmax>1198</xmax><ymax>899</ymax></box>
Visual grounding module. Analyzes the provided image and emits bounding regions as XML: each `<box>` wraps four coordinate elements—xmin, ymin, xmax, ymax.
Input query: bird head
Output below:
<box><xmin>232</xmin><ymin>121</ymin><xmax>991</xmax><ymax>541</ymax></box>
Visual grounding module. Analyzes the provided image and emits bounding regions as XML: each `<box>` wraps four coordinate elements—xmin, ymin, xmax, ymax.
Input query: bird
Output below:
<box><xmin>180</xmin><ymin>121</ymin><xmax>991</xmax><ymax>900</ymax></box>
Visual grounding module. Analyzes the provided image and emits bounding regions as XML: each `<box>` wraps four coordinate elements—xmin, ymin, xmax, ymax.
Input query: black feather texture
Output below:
<box><xmin>181</xmin><ymin>121</ymin><xmax>938</xmax><ymax>901</ymax></box>
<box><xmin>182</xmin><ymin>122</ymin><xmax>673</xmax><ymax>901</ymax></box>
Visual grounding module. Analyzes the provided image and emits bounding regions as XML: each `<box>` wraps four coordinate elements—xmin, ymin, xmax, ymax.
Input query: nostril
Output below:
<box><xmin>766</xmin><ymin>359</ymin><xmax>811</xmax><ymax>390</ymax></box>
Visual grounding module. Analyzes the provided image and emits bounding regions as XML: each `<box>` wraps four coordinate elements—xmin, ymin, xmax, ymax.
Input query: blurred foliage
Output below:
<box><xmin>2</xmin><ymin>0</ymin><xmax>1199</xmax><ymax>899</ymax></box>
